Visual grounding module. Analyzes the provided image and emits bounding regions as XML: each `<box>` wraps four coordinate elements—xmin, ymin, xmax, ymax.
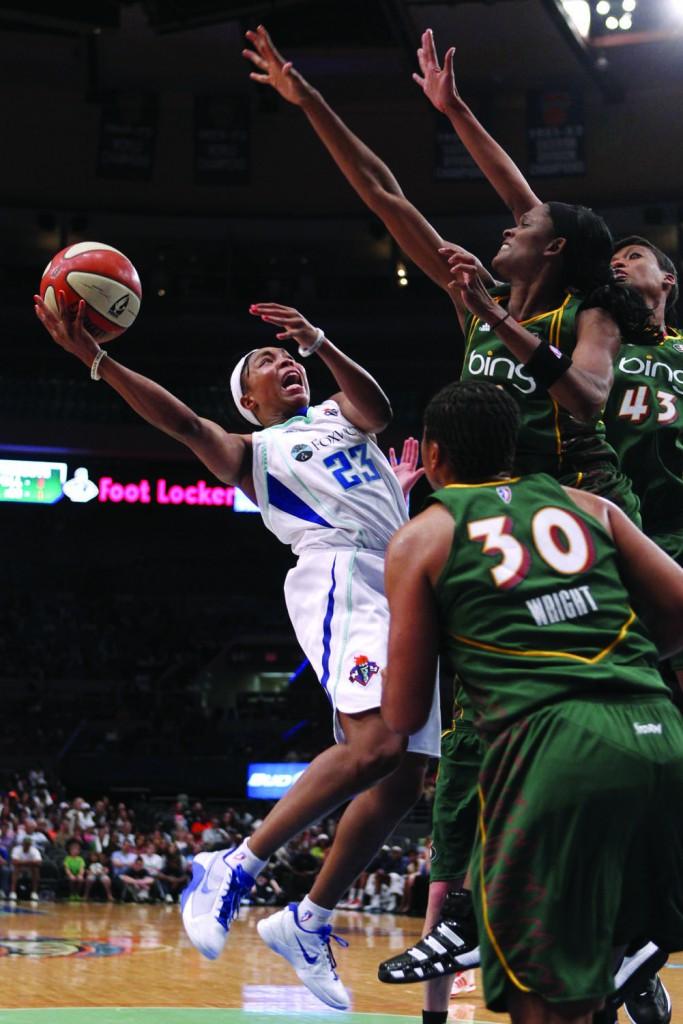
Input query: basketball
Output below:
<box><xmin>40</xmin><ymin>241</ymin><xmax>142</xmax><ymax>342</ymax></box>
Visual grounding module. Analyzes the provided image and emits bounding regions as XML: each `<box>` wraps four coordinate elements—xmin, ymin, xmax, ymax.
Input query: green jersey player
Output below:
<box><xmin>382</xmin><ymin>380</ymin><xmax>683</xmax><ymax>1024</ymax></box>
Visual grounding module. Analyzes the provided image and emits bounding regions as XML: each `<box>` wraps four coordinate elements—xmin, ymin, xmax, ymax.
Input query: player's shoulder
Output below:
<box><xmin>561</xmin><ymin>485</ymin><xmax>614</xmax><ymax>536</ymax></box>
<box><xmin>387</xmin><ymin>504</ymin><xmax>455</xmax><ymax>581</ymax></box>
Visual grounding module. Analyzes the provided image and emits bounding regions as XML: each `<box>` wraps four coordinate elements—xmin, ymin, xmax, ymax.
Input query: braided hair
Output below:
<box><xmin>546</xmin><ymin>202</ymin><xmax>657</xmax><ymax>342</ymax></box>
<box><xmin>423</xmin><ymin>381</ymin><xmax>520</xmax><ymax>482</ymax></box>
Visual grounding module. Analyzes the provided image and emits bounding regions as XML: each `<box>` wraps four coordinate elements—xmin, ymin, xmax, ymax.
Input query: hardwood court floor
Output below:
<box><xmin>0</xmin><ymin>901</ymin><xmax>681</xmax><ymax>1023</ymax></box>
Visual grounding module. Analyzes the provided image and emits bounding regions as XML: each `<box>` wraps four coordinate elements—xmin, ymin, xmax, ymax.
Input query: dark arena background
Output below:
<box><xmin>1</xmin><ymin>1</ymin><xmax>682</xmax><ymax>1022</ymax></box>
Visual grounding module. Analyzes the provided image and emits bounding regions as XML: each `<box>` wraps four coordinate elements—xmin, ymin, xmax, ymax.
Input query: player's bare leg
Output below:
<box><xmin>422</xmin><ymin>881</ymin><xmax>464</xmax><ymax>1013</ymax></box>
<box><xmin>248</xmin><ymin>707</ymin><xmax>417</xmax><ymax>862</ymax></box>
<box><xmin>181</xmin><ymin>704</ymin><xmax>426</xmax><ymax>988</ymax></box>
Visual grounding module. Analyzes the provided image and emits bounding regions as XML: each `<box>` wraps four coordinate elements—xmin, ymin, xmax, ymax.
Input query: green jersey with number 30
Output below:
<box><xmin>429</xmin><ymin>473</ymin><xmax>667</xmax><ymax>738</ymax></box>
<box><xmin>605</xmin><ymin>331</ymin><xmax>683</xmax><ymax>535</ymax></box>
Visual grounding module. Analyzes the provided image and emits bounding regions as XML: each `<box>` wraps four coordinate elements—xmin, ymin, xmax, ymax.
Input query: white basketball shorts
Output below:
<box><xmin>284</xmin><ymin>548</ymin><xmax>441</xmax><ymax>757</ymax></box>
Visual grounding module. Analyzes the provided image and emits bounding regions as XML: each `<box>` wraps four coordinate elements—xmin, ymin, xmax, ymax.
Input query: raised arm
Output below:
<box><xmin>382</xmin><ymin>505</ymin><xmax>453</xmax><ymax>735</ymax></box>
<box><xmin>243</xmin><ymin>25</ymin><xmax>454</xmax><ymax>292</ymax></box>
<box><xmin>34</xmin><ymin>294</ymin><xmax>255</xmax><ymax>496</ymax></box>
<box><xmin>250</xmin><ymin>302</ymin><xmax>392</xmax><ymax>433</ymax></box>
<box><xmin>414</xmin><ymin>29</ymin><xmax>542</xmax><ymax>223</ymax></box>
<box><xmin>448</xmin><ymin>260</ymin><xmax>620</xmax><ymax>422</ymax></box>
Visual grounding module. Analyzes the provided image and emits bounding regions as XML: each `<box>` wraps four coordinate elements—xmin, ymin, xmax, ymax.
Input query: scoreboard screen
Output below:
<box><xmin>0</xmin><ymin>459</ymin><xmax>68</xmax><ymax>504</ymax></box>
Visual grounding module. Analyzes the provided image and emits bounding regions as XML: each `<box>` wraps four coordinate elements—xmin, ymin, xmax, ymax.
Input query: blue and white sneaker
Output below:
<box><xmin>181</xmin><ymin>850</ymin><xmax>254</xmax><ymax>960</ymax></box>
<box><xmin>257</xmin><ymin>902</ymin><xmax>351</xmax><ymax>1010</ymax></box>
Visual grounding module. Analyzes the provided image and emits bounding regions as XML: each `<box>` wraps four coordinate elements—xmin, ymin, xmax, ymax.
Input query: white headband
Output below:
<box><xmin>230</xmin><ymin>350</ymin><xmax>260</xmax><ymax>426</ymax></box>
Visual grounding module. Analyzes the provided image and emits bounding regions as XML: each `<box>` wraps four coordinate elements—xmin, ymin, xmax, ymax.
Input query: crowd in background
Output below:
<box><xmin>0</xmin><ymin>769</ymin><xmax>431</xmax><ymax>914</ymax></box>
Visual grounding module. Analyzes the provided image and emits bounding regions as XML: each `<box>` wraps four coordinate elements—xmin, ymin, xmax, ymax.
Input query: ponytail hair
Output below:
<box><xmin>546</xmin><ymin>202</ymin><xmax>658</xmax><ymax>342</ymax></box>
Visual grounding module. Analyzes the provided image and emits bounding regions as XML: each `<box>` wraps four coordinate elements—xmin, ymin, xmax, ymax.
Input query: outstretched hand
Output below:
<box><xmin>243</xmin><ymin>25</ymin><xmax>310</xmax><ymax>106</ymax></box>
<box><xmin>249</xmin><ymin>302</ymin><xmax>323</xmax><ymax>351</ymax></box>
<box><xmin>33</xmin><ymin>292</ymin><xmax>100</xmax><ymax>367</ymax></box>
<box><xmin>413</xmin><ymin>29</ymin><xmax>460</xmax><ymax>114</ymax></box>
<box><xmin>445</xmin><ymin>254</ymin><xmax>502</xmax><ymax>322</ymax></box>
<box><xmin>389</xmin><ymin>437</ymin><xmax>426</xmax><ymax>498</ymax></box>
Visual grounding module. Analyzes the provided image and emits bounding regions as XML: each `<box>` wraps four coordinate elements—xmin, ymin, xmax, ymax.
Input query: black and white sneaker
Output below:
<box><xmin>624</xmin><ymin>973</ymin><xmax>672</xmax><ymax>1024</ymax></box>
<box><xmin>377</xmin><ymin>889</ymin><xmax>479</xmax><ymax>984</ymax></box>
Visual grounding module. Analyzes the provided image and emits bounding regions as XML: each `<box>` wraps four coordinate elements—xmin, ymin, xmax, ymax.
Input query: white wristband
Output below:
<box><xmin>90</xmin><ymin>350</ymin><xmax>107</xmax><ymax>380</ymax></box>
<box><xmin>298</xmin><ymin>328</ymin><xmax>325</xmax><ymax>358</ymax></box>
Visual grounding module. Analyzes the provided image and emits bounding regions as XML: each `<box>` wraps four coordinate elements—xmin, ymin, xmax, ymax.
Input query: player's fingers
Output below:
<box><xmin>282</xmin><ymin>61</ymin><xmax>294</xmax><ymax>77</ymax></box>
<box><xmin>249</xmin><ymin>72</ymin><xmax>271</xmax><ymax>84</ymax></box>
<box><xmin>75</xmin><ymin>299</ymin><xmax>86</xmax><ymax>332</ymax></box>
<box><xmin>444</xmin><ymin>47</ymin><xmax>456</xmax><ymax>77</ymax></box>
<box><xmin>243</xmin><ymin>48</ymin><xmax>267</xmax><ymax>69</ymax></box>
<box><xmin>388</xmin><ymin>447</ymin><xmax>397</xmax><ymax>466</ymax></box>
<box><xmin>424</xmin><ymin>27</ymin><xmax>439</xmax><ymax>68</ymax></box>
<box><xmin>412</xmin><ymin>73</ymin><xmax>426</xmax><ymax>89</ymax></box>
<box><xmin>257</xmin><ymin>25</ymin><xmax>286</xmax><ymax>64</ymax></box>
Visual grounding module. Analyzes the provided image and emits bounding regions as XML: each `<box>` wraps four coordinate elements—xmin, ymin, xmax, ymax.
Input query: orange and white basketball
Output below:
<box><xmin>40</xmin><ymin>241</ymin><xmax>142</xmax><ymax>342</ymax></box>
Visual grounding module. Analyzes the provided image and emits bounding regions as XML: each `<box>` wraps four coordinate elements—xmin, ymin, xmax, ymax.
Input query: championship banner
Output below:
<box><xmin>434</xmin><ymin>108</ymin><xmax>486</xmax><ymax>181</ymax></box>
<box><xmin>96</xmin><ymin>91</ymin><xmax>158</xmax><ymax>182</ymax></box>
<box><xmin>194</xmin><ymin>95</ymin><xmax>250</xmax><ymax>186</ymax></box>
<box><xmin>527</xmin><ymin>89</ymin><xmax>585</xmax><ymax>178</ymax></box>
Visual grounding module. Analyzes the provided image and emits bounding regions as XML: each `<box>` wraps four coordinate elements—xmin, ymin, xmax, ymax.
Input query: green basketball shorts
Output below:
<box><xmin>471</xmin><ymin>695</ymin><xmax>683</xmax><ymax>1012</ymax></box>
<box><xmin>430</xmin><ymin>724</ymin><xmax>486</xmax><ymax>884</ymax></box>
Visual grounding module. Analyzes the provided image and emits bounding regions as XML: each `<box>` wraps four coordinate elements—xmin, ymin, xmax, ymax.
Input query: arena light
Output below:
<box><xmin>619</xmin><ymin>12</ymin><xmax>632</xmax><ymax>26</ymax></box>
<box><xmin>562</xmin><ymin>0</ymin><xmax>592</xmax><ymax>37</ymax></box>
<box><xmin>605</xmin><ymin>14</ymin><xmax>619</xmax><ymax>27</ymax></box>
<box><xmin>622</xmin><ymin>0</ymin><xmax>636</xmax><ymax>10</ymax></box>
<box><xmin>596</xmin><ymin>0</ymin><xmax>610</xmax><ymax>11</ymax></box>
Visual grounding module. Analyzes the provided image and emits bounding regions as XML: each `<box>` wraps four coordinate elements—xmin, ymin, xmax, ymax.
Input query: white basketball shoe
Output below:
<box><xmin>181</xmin><ymin>849</ymin><xmax>254</xmax><ymax>960</ymax></box>
<box><xmin>257</xmin><ymin>902</ymin><xmax>351</xmax><ymax>1010</ymax></box>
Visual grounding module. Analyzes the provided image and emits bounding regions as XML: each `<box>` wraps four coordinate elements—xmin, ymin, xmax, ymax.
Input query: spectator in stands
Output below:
<box><xmin>10</xmin><ymin>836</ymin><xmax>41</xmax><ymax>902</ymax></box>
<box><xmin>111</xmin><ymin>840</ymin><xmax>137</xmax><ymax>882</ymax></box>
<box><xmin>0</xmin><ymin>843</ymin><xmax>10</xmax><ymax>899</ymax></box>
<box><xmin>84</xmin><ymin>852</ymin><xmax>113</xmax><ymax>903</ymax></box>
<box><xmin>63</xmin><ymin>840</ymin><xmax>86</xmax><ymax>900</ymax></box>
<box><xmin>200</xmin><ymin>817</ymin><xmax>230</xmax><ymax>850</ymax></box>
<box><xmin>310</xmin><ymin>833</ymin><xmax>331</xmax><ymax>862</ymax></box>
<box><xmin>140</xmin><ymin>840</ymin><xmax>164</xmax><ymax>889</ymax></box>
<box><xmin>155</xmin><ymin>843</ymin><xmax>188</xmax><ymax>904</ymax></box>
<box><xmin>119</xmin><ymin>856</ymin><xmax>155</xmax><ymax>902</ymax></box>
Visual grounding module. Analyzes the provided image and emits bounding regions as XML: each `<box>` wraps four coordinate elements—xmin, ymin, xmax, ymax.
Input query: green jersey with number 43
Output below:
<box><xmin>429</xmin><ymin>473</ymin><xmax>668</xmax><ymax>738</ymax></box>
<box><xmin>605</xmin><ymin>331</ymin><xmax>683</xmax><ymax>536</ymax></box>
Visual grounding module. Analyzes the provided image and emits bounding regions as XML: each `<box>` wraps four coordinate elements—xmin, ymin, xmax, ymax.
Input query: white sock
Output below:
<box><xmin>297</xmin><ymin>895</ymin><xmax>333</xmax><ymax>930</ymax></box>
<box><xmin>226</xmin><ymin>839</ymin><xmax>268</xmax><ymax>879</ymax></box>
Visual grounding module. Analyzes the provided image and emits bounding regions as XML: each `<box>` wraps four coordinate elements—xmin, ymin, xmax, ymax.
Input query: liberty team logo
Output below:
<box><xmin>349</xmin><ymin>655</ymin><xmax>380</xmax><ymax>686</ymax></box>
<box><xmin>496</xmin><ymin>485</ymin><xmax>512</xmax><ymax>504</ymax></box>
<box><xmin>291</xmin><ymin>444</ymin><xmax>313</xmax><ymax>463</ymax></box>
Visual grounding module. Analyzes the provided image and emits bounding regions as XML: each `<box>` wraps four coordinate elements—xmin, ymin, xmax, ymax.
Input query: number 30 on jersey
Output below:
<box><xmin>467</xmin><ymin>507</ymin><xmax>596</xmax><ymax>589</ymax></box>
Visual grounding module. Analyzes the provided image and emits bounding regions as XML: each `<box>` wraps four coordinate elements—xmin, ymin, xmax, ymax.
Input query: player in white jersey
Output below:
<box><xmin>35</xmin><ymin>292</ymin><xmax>440</xmax><ymax>1011</ymax></box>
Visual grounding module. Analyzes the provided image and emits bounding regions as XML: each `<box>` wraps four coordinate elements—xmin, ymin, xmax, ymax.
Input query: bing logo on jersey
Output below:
<box><xmin>496</xmin><ymin>485</ymin><xmax>512</xmax><ymax>504</ymax></box>
<box><xmin>291</xmin><ymin>444</ymin><xmax>313</xmax><ymax>463</ymax></box>
<box><xmin>349</xmin><ymin>655</ymin><xmax>380</xmax><ymax>686</ymax></box>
